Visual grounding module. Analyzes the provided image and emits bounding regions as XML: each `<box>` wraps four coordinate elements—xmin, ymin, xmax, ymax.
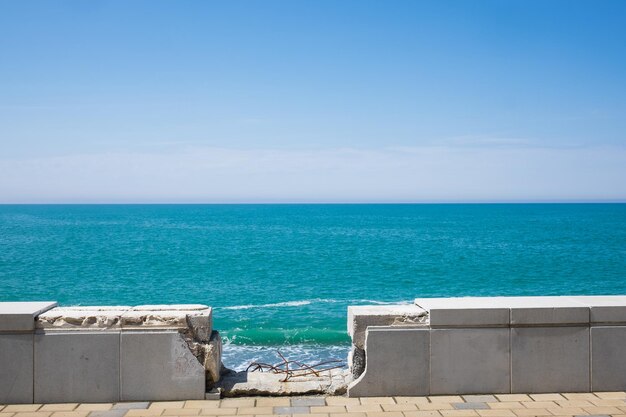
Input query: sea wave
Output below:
<box><xmin>217</xmin><ymin>298</ymin><xmax>411</xmax><ymax>310</ymax></box>
<box><xmin>220</xmin><ymin>327</ymin><xmax>351</xmax><ymax>345</ymax></box>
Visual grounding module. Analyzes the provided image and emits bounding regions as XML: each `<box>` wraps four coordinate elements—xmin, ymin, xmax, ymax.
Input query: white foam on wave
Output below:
<box><xmin>218</xmin><ymin>298</ymin><xmax>412</xmax><ymax>310</ymax></box>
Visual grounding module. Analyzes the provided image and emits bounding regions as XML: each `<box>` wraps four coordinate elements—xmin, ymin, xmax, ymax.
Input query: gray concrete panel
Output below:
<box><xmin>591</xmin><ymin>326</ymin><xmax>626</xmax><ymax>391</ymax></box>
<box><xmin>34</xmin><ymin>331</ymin><xmax>120</xmax><ymax>403</ymax></box>
<box><xmin>0</xmin><ymin>333</ymin><xmax>33</xmax><ymax>403</ymax></box>
<box><xmin>120</xmin><ymin>331</ymin><xmax>205</xmax><ymax>401</ymax></box>
<box><xmin>0</xmin><ymin>302</ymin><xmax>57</xmax><ymax>331</ymax></box>
<box><xmin>430</xmin><ymin>328</ymin><xmax>510</xmax><ymax>394</ymax></box>
<box><xmin>348</xmin><ymin>327</ymin><xmax>429</xmax><ymax>397</ymax></box>
<box><xmin>511</xmin><ymin>327</ymin><xmax>590</xmax><ymax>393</ymax></box>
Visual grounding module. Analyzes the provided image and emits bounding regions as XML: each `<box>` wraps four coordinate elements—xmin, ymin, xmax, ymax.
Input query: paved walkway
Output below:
<box><xmin>2</xmin><ymin>393</ymin><xmax>626</xmax><ymax>417</ymax></box>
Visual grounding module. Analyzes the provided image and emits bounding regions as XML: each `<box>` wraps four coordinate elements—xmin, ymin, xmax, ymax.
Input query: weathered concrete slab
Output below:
<box><xmin>34</xmin><ymin>331</ymin><xmax>120</xmax><ymax>402</ymax></box>
<box><xmin>591</xmin><ymin>326</ymin><xmax>626</xmax><ymax>391</ymax></box>
<box><xmin>0</xmin><ymin>333</ymin><xmax>34</xmax><ymax>403</ymax></box>
<box><xmin>511</xmin><ymin>326</ymin><xmax>589</xmax><ymax>393</ymax></box>
<box><xmin>37</xmin><ymin>307</ymin><xmax>130</xmax><ymax>329</ymax></box>
<box><xmin>0</xmin><ymin>301</ymin><xmax>57</xmax><ymax>332</ymax></box>
<box><xmin>507</xmin><ymin>297</ymin><xmax>589</xmax><ymax>326</ymax></box>
<box><xmin>348</xmin><ymin>326</ymin><xmax>429</xmax><ymax>397</ymax></box>
<box><xmin>120</xmin><ymin>331</ymin><xmax>205</xmax><ymax>401</ymax></box>
<box><xmin>430</xmin><ymin>328</ymin><xmax>510</xmax><ymax>394</ymax></box>
<box><xmin>347</xmin><ymin>305</ymin><xmax>427</xmax><ymax>349</ymax></box>
<box><xmin>414</xmin><ymin>298</ymin><xmax>509</xmax><ymax>327</ymax></box>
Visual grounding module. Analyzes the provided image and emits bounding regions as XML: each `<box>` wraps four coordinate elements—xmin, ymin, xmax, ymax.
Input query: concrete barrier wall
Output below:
<box><xmin>0</xmin><ymin>303</ymin><xmax>222</xmax><ymax>404</ymax></box>
<box><xmin>347</xmin><ymin>296</ymin><xmax>626</xmax><ymax>397</ymax></box>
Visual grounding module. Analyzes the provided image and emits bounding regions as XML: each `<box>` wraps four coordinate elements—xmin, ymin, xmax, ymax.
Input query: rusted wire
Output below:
<box><xmin>246</xmin><ymin>350</ymin><xmax>345</xmax><ymax>382</ymax></box>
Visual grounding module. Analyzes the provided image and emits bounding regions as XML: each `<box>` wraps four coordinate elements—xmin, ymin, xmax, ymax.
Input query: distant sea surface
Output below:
<box><xmin>1</xmin><ymin>204</ymin><xmax>625</xmax><ymax>369</ymax></box>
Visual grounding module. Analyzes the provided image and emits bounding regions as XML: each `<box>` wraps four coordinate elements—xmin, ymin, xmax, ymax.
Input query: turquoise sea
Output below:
<box><xmin>1</xmin><ymin>204</ymin><xmax>625</xmax><ymax>369</ymax></box>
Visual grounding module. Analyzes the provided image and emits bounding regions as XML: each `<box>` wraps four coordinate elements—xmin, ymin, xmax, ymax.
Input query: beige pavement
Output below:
<box><xmin>2</xmin><ymin>393</ymin><xmax>626</xmax><ymax>417</ymax></box>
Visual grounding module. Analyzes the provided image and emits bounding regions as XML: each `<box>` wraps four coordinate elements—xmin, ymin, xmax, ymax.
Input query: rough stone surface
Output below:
<box><xmin>36</xmin><ymin>307</ymin><xmax>129</xmax><ymax>329</ymax></box>
<box><xmin>348</xmin><ymin>346</ymin><xmax>365</xmax><ymax>379</ymax></box>
<box><xmin>347</xmin><ymin>305</ymin><xmax>428</xmax><ymax>350</ymax></box>
<box><xmin>0</xmin><ymin>302</ymin><xmax>57</xmax><ymax>332</ymax></box>
<box><xmin>217</xmin><ymin>369</ymin><xmax>349</xmax><ymax>396</ymax></box>
<box><xmin>0</xmin><ymin>333</ymin><xmax>34</xmax><ymax>403</ymax></box>
<box><xmin>511</xmin><ymin>326</ymin><xmax>590</xmax><ymax>393</ymax></box>
<box><xmin>203</xmin><ymin>331</ymin><xmax>223</xmax><ymax>384</ymax></box>
<box><xmin>120</xmin><ymin>331</ymin><xmax>205</xmax><ymax>401</ymax></box>
<box><xmin>591</xmin><ymin>326</ymin><xmax>626</xmax><ymax>391</ymax></box>
<box><xmin>34</xmin><ymin>331</ymin><xmax>120</xmax><ymax>403</ymax></box>
<box><xmin>430</xmin><ymin>328</ymin><xmax>510</xmax><ymax>394</ymax></box>
<box><xmin>348</xmin><ymin>326</ymin><xmax>429</xmax><ymax>397</ymax></box>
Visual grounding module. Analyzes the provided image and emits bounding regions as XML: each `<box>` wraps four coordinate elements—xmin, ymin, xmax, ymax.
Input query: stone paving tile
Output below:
<box><xmin>529</xmin><ymin>396</ymin><xmax>564</xmax><ymax>403</ymax></box>
<box><xmin>363</xmin><ymin>412</ymin><xmax>404</xmax><ymax>417</ymax></box>
<box><xmin>40</xmin><ymin>405</ymin><xmax>79</xmax><ymax>412</ymax></box>
<box><xmin>220</xmin><ymin>400</ymin><xmax>256</xmax><ymax>409</ymax></box>
<box><xmin>582</xmin><ymin>406</ymin><xmax>622</xmax><ymax>415</ymax></box>
<box><xmin>521</xmin><ymin>403</ymin><xmax>557</xmax><ymax>410</ymax></box>
<box><xmin>294</xmin><ymin>414</ymin><xmax>328</xmax><ymax>417</ymax></box>
<box><xmin>393</xmin><ymin>398</ymin><xmax>430</xmax><ymax>405</ymax></box>
<box><xmin>418</xmin><ymin>404</ymin><xmax>454</xmax><ymax>411</ymax></box>
<box><xmin>124</xmin><ymin>410</ymin><xmax>163</xmax><ymax>417</ymax></box>
<box><xmin>476</xmin><ymin>410</ymin><xmax>515</xmax><ymax>417</ymax></box>
<box><xmin>51</xmin><ymin>412</ymin><xmax>88</xmax><ymax>417</ymax></box>
<box><xmin>256</xmin><ymin>400</ymin><xmax>291</xmax><ymax>408</ymax></box>
<box><xmin>577</xmin><ymin>415</ymin><xmax>610</xmax><ymax>417</ymax></box>
<box><xmin>148</xmin><ymin>403</ymin><xmax>185</xmax><ymax>411</ymax></box>
<box><xmin>331</xmin><ymin>413</ymin><xmax>367</xmax><ymax>417</ymax></box>
<box><xmin>441</xmin><ymin>410</ymin><xmax>478</xmax><ymax>417</ymax></box>
<box><xmin>511</xmin><ymin>409</ymin><xmax>551</xmax><ymax>417</ymax></box>
<box><xmin>112</xmin><ymin>404</ymin><xmax>149</xmax><ymax>411</ymax></box>
<box><xmin>292</xmin><ymin>399</ymin><xmax>326</xmax><ymax>407</ymax></box>
<box><xmin>4</xmin><ymin>406</ymin><xmax>43</xmax><ymax>413</ymax></box>
<box><xmin>403</xmin><ymin>411</ymin><xmax>442</xmax><ymax>417</ymax></box>
<box><xmin>274</xmin><ymin>407</ymin><xmax>310</xmax><ymax>415</ymax></box>
<box><xmin>496</xmin><ymin>396</ymin><xmax>531</xmax><ymax>403</ymax></box>
<box><xmin>381</xmin><ymin>405</ymin><xmax>418</xmax><ymax>412</ymax></box>
<box><xmin>361</xmin><ymin>399</ymin><xmax>397</xmax><ymax>405</ymax></box>
<box><xmin>161</xmin><ymin>408</ymin><xmax>200</xmax><ymax>416</ymax></box>
<box><xmin>561</xmin><ymin>395</ymin><xmax>596</xmax><ymax>402</ymax></box>
<box><xmin>554</xmin><ymin>401</ymin><xmax>593</xmax><ymax>409</ymax></box>
<box><xmin>199</xmin><ymin>408</ymin><xmax>237</xmax><ymax>416</ymax></box>
<box><xmin>10</xmin><ymin>413</ymin><xmax>50</xmax><ymax>417</ymax></box>
<box><xmin>546</xmin><ymin>407</ymin><xmax>586</xmax><ymax>415</ymax></box>
<box><xmin>310</xmin><ymin>407</ymin><xmax>346</xmax><ymax>414</ymax></box>
<box><xmin>594</xmin><ymin>392</ymin><xmax>626</xmax><ymax>400</ymax></box>
<box><xmin>452</xmin><ymin>403</ymin><xmax>489</xmax><ymax>410</ymax></box>
<box><xmin>324</xmin><ymin>399</ymin><xmax>359</xmax><ymax>407</ymax></box>
<box><xmin>589</xmin><ymin>399</ymin><xmax>626</xmax><ymax>407</ymax></box>
<box><xmin>346</xmin><ymin>406</ymin><xmax>382</xmax><ymax>413</ymax></box>
<box><xmin>184</xmin><ymin>402</ymin><xmax>220</xmax><ymax>410</ymax></box>
<box><xmin>88</xmin><ymin>410</ymin><xmax>127</xmax><ymax>417</ymax></box>
<box><xmin>76</xmin><ymin>406</ymin><xmax>111</xmax><ymax>413</ymax></box>
<box><xmin>463</xmin><ymin>398</ymin><xmax>497</xmax><ymax>404</ymax></box>
<box><xmin>430</xmin><ymin>398</ymin><xmax>463</xmax><ymax>404</ymax></box>
<box><xmin>487</xmin><ymin>403</ymin><xmax>523</xmax><ymax>410</ymax></box>
<box><xmin>236</xmin><ymin>407</ymin><xmax>275</xmax><ymax>415</ymax></box>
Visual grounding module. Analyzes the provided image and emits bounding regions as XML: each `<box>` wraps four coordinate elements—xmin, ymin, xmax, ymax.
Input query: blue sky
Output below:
<box><xmin>1</xmin><ymin>0</ymin><xmax>625</xmax><ymax>202</ymax></box>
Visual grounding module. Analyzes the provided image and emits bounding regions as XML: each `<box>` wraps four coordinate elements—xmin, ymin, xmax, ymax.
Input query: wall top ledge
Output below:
<box><xmin>0</xmin><ymin>301</ymin><xmax>58</xmax><ymax>332</ymax></box>
<box><xmin>414</xmin><ymin>295</ymin><xmax>626</xmax><ymax>326</ymax></box>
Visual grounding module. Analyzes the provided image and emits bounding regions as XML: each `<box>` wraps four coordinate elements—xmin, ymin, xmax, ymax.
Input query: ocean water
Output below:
<box><xmin>1</xmin><ymin>204</ymin><xmax>625</xmax><ymax>369</ymax></box>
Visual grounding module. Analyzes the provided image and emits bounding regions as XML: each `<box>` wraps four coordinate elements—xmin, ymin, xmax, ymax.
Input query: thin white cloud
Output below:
<box><xmin>0</xmin><ymin>145</ymin><xmax>624</xmax><ymax>203</ymax></box>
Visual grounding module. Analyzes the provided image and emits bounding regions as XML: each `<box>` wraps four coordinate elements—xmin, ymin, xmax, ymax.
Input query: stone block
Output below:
<box><xmin>508</xmin><ymin>297</ymin><xmax>589</xmax><ymax>326</ymax></box>
<box><xmin>511</xmin><ymin>327</ymin><xmax>590</xmax><ymax>393</ymax></box>
<box><xmin>430</xmin><ymin>328</ymin><xmax>510</xmax><ymax>394</ymax></box>
<box><xmin>34</xmin><ymin>331</ymin><xmax>120</xmax><ymax>402</ymax></box>
<box><xmin>120</xmin><ymin>331</ymin><xmax>205</xmax><ymax>401</ymax></box>
<box><xmin>348</xmin><ymin>305</ymin><xmax>428</xmax><ymax>349</ymax></box>
<box><xmin>591</xmin><ymin>326</ymin><xmax>626</xmax><ymax>391</ymax></box>
<box><xmin>348</xmin><ymin>326</ymin><xmax>429</xmax><ymax>397</ymax></box>
<box><xmin>414</xmin><ymin>298</ymin><xmax>509</xmax><ymax>327</ymax></box>
<box><xmin>0</xmin><ymin>301</ymin><xmax>57</xmax><ymax>331</ymax></box>
<box><xmin>572</xmin><ymin>296</ymin><xmax>626</xmax><ymax>324</ymax></box>
<box><xmin>0</xmin><ymin>333</ymin><xmax>34</xmax><ymax>403</ymax></box>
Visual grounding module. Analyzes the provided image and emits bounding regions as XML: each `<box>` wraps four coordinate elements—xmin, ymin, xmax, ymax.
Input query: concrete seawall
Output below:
<box><xmin>0</xmin><ymin>303</ymin><xmax>221</xmax><ymax>403</ymax></box>
<box><xmin>347</xmin><ymin>295</ymin><xmax>626</xmax><ymax>397</ymax></box>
